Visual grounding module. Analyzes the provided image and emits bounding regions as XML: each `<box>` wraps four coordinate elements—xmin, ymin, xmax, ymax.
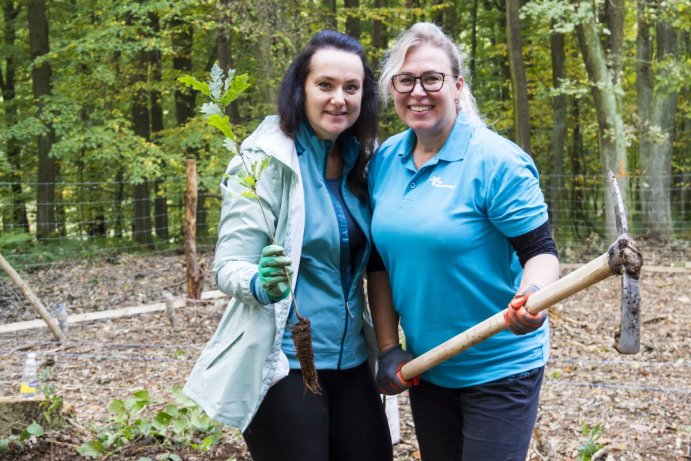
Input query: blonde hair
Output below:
<box><xmin>378</xmin><ymin>22</ymin><xmax>482</xmax><ymax>124</ymax></box>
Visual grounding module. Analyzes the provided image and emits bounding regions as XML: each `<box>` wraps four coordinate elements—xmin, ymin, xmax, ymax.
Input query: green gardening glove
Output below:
<box><xmin>258</xmin><ymin>245</ymin><xmax>293</xmax><ymax>302</ymax></box>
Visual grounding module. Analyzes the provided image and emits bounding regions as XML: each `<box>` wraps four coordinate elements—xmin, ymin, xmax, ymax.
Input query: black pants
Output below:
<box><xmin>409</xmin><ymin>367</ymin><xmax>544</xmax><ymax>461</ymax></box>
<box><xmin>243</xmin><ymin>362</ymin><xmax>393</xmax><ymax>461</ymax></box>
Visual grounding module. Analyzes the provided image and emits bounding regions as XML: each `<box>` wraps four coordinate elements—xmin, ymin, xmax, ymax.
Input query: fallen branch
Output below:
<box><xmin>0</xmin><ymin>253</ymin><xmax>66</xmax><ymax>342</ymax></box>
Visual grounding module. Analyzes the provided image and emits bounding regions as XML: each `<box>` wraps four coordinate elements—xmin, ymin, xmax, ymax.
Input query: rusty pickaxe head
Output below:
<box><xmin>607</xmin><ymin>171</ymin><xmax>643</xmax><ymax>354</ymax></box>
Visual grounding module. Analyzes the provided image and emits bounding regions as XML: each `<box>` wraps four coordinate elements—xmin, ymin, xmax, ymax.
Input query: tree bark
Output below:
<box><xmin>470</xmin><ymin>0</ymin><xmax>479</xmax><ymax>78</ymax></box>
<box><xmin>636</xmin><ymin>0</ymin><xmax>678</xmax><ymax>240</ymax></box>
<box><xmin>442</xmin><ymin>0</ymin><xmax>459</xmax><ymax>40</ymax></box>
<box><xmin>505</xmin><ymin>0</ymin><xmax>531</xmax><ymax>153</ymax></box>
<box><xmin>28</xmin><ymin>0</ymin><xmax>57</xmax><ymax>239</ymax></box>
<box><xmin>149</xmin><ymin>12</ymin><xmax>168</xmax><ymax>241</ymax></box>
<box><xmin>548</xmin><ymin>28</ymin><xmax>567</xmax><ymax>228</ymax></box>
<box><xmin>184</xmin><ymin>160</ymin><xmax>203</xmax><ymax>299</ymax></box>
<box><xmin>371</xmin><ymin>0</ymin><xmax>385</xmax><ymax>72</ymax></box>
<box><xmin>325</xmin><ymin>0</ymin><xmax>337</xmax><ymax>29</ymax></box>
<box><xmin>216</xmin><ymin>0</ymin><xmax>240</xmax><ymax>122</ymax></box>
<box><xmin>172</xmin><ymin>16</ymin><xmax>196</xmax><ymax>126</ymax></box>
<box><xmin>2</xmin><ymin>1</ymin><xmax>28</xmax><ymax>232</ymax></box>
<box><xmin>576</xmin><ymin>12</ymin><xmax>629</xmax><ymax>242</ymax></box>
<box><xmin>344</xmin><ymin>0</ymin><xmax>360</xmax><ymax>40</ymax></box>
<box><xmin>131</xmin><ymin>51</ymin><xmax>153</xmax><ymax>247</ymax></box>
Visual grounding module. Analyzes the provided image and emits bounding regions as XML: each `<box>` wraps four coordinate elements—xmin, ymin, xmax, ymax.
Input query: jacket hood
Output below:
<box><xmin>241</xmin><ymin>115</ymin><xmax>297</xmax><ymax>168</ymax></box>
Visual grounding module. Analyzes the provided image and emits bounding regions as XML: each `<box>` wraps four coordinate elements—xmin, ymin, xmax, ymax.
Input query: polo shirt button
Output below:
<box><xmin>410</xmin><ymin>182</ymin><xmax>416</xmax><ymax>189</ymax></box>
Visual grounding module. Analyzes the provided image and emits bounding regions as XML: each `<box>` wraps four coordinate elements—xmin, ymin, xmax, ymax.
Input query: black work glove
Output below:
<box><xmin>376</xmin><ymin>344</ymin><xmax>419</xmax><ymax>395</ymax></box>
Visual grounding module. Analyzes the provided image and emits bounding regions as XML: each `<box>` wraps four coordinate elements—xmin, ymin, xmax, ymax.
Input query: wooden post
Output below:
<box><xmin>184</xmin><ymin>159</ymin><xmax>203</xmax><ymax>299</ymax></box>
<box><xmin>0</xmin><ymin>253</ymin><xmax>67</xmax><ymax>342</ymax></box>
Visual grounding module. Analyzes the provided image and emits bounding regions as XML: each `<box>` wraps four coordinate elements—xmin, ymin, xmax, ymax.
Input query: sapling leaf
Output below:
<box><xmin>221</xmin><ymin>73</ymin><xmax>251</xmax><ymax>106</ymax></box>
<box><xmin>209</xmin><ymin>64</ymin><xmax>224</xmax><ymax>100</ymax></box>
<box><xmin>223</xmin><ymin>138</ymin><xmax>239</xmax><ymax>155</ymax></box>
<box><xmin>200</xmin><ymin>102</ymin><xmax>223</xmax><ymax>116</ymax></box>
<box><xmin>208</xmin><ymin>114</ymin><xmax>235</xmax><ymax>140</ymax></box>
<box><xmin>177</xmin><ymin>76</ymin><xmax>211</xmax><ymax>97</ymax></box>
<box><xmin>240</xmin><ymin>190</ymin><xmax>258</xmax><ymax>199</ymax></box>
<box><xmin>257</xmin><ymin>157</ymin><xmax>272</xmax><ymax>177</ymax></box>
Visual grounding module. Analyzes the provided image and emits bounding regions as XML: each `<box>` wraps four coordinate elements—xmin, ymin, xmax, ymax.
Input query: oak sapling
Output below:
<box><xmin>179</xmin><ymin>65</ymin><xmax>321</xmax><ymax>394</ymax></box>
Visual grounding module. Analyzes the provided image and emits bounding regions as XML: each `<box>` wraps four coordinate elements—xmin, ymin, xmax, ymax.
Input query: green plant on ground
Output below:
<box><xmin>78</xmin><ymin>386</ymin><xmax>223</xmax><ymax>459</ymax></box>
<box><xmin>0</xmin><ymin>382</ymin><xmax>63</xmax><ymax>453</ymax></box>
<box><xmin>576</xmin><ymin>421</ymin><xmax>606</xmax><ymax>461</ymax></box>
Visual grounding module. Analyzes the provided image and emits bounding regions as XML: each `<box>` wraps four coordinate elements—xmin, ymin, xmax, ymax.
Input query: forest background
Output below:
<box><xmin>0</xmin><ymin>0</ymin><xmax>688</xmax><ymax>270</ymax></box>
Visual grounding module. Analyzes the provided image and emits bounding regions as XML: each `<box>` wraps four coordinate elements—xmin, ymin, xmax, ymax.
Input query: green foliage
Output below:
<box><xmin>78</xmin><ymin>386</ymin><xmax>223</xmax><ymax>459</ymax></box>
<box><xmin>0</xmin><ymin>385</ymin><xmax>65</xmax><ymax>454</ymax></box>
<box><xmin>576</xmin><ymin>421</ymin><xmax>606</xmax><ymax>461</ymax></box>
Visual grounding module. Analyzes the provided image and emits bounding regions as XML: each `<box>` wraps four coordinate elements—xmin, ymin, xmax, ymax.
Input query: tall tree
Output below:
<box><xmin>216</xmin><ymin>0</ymin><xmax>240</xmax><ymax>122</ymax></box>
<box><xmin>129</xmin><ymin>7</ymin><xmax>154</xmax><ymax>247</ymax></box>
<box><xmin>505</xmin><ymin>0</ymin><xmax>531</xmax><ymax>153</ymax></box>
<box><xmin>1</xmin><ymin>0</ymin><xmax>28</xmax><ymax>232</ymax></box>
<box><xmin>636</xmin><ymin>0</ymin><xmax>679</xmax><ymax>239</ymax></box>
<box><xmin>28</xmin><ymin>0</ymin><xmax>58</xmax><ymax>239</ymax></box>
<box><xmin>149</xmin><ymin>11</ymin><xmax>168</xmax><ymax>241</ymax></box>
<box><xmin>371</xmin><ymin>0</ymin><xmax>386</xmax><ymax>71</ymax></box>
<box><xmin>576</xmin><ymin>0</ymin><xmax>628</xmax><ymax>241</ymax></box>
<box><xmin>548</xmin><ymin>25</ymin><xmax>567</xmax><ymax>227</ymax></box>
<box><xmin>344</xmin><ymin>0</ymin><xmax>360</xmax><ymax>39</ymax></box>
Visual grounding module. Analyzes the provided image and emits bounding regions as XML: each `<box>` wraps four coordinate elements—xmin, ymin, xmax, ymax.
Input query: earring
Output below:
<box><xmin>454</xmin><ymin>97</ymin><xmax>460</xmax><ymax>104</ymax></box>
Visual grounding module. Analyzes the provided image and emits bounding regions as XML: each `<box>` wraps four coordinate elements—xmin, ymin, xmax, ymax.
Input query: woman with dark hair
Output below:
<box><xmin>184</xmin><ymin>30</ymin><xmax>392</xmax><ymax>461</ymax></box>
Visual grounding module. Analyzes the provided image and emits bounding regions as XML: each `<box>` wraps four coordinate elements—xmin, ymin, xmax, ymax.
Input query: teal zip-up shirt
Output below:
<box><xmin>282</xmin><ymin>122</ymin><xmax>370</xmax><ymax>370</ymax></box>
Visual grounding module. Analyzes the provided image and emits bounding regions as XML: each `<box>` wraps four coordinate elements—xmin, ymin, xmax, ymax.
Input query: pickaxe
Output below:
<box><xmin>400</xmin><ymin>171</ymin><xmax>643</xmax><ymax>381</ymax></box>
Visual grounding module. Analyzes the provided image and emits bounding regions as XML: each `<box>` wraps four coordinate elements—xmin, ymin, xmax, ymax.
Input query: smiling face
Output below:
<box><xmin>391</xmin><ymin>44</ymin><xmax>463</xmax><ymax>142</ymax></box>
<box><xmin>303</xmin><ymin>48</ymin><xmax>364</xmax><ymax>141</ymax></box>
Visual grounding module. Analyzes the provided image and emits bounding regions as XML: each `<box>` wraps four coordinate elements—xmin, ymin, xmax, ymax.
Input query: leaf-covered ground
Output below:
<box><xmin>0</xmin><ymin>250</ymin><xmax>689</xmax><ymax>460</ymax></box>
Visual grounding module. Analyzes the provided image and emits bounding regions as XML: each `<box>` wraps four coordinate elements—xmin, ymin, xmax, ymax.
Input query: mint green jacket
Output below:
<box><xmin>183</xmin><ymin>116</ymin><xmax>306</xmax><ymax>431</ymax></box>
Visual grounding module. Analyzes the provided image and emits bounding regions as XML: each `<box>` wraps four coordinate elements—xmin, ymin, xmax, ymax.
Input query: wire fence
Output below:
<box><xmin>0</xmin><ymin>173</ymin><xmax>689</xmax><ymax>269</ymax></box>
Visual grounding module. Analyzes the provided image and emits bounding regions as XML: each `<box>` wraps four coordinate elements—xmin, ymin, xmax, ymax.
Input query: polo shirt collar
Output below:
<box><xmin>398</xmin><ymin>112</ymin><xmax>474</xmax><ymax>170</ymax></box>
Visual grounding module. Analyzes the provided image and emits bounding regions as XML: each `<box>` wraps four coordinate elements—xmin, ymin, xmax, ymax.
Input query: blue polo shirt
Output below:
<box><xmin>368</xmin><ymin>113</ymin><xmax>550</xmax><ymax>388</ymax></box>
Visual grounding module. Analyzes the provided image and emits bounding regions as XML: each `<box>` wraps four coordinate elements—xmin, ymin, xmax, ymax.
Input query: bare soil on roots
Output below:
<box><xmin>0</xmin><ymin>249</ymin><xmax>689</xmax><ymax>460</ymax></box>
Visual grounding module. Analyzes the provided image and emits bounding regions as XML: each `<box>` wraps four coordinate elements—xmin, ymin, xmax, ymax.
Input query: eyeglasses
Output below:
<box><xmin>391</xmin><ymin>72</ymin><xmax>457</xmax><ymax>93</ymax></box>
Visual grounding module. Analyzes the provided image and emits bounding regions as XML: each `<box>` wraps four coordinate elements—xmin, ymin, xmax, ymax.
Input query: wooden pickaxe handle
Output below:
<box><xmin>399</xmin><ymin>252</ymin><xmax>614</xmax><ymax>381</ymax></box>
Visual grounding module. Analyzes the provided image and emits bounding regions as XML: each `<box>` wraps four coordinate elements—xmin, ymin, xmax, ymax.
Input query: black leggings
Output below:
<box><xmin>243</xmin><ymin>362</ymin><xmax>393</xmax><ymax>461</ymax></box>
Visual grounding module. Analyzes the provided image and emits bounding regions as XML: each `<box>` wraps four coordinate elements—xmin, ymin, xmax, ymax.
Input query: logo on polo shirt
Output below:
<box><xmin>429</xmin><ymin>176</ymin><xmax>456</xmax><ymax>189</ymax></box>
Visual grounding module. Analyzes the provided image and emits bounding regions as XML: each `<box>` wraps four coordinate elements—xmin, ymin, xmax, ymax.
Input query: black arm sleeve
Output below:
<box><xmin>367</xmin><ymin>243</ymin><xmax>386</xmax><ymax>273</ymax></box>
<box><xmin>509</xmin><ymin>220</ymin><xmax>559</xmax><ymax>267</ymax></box>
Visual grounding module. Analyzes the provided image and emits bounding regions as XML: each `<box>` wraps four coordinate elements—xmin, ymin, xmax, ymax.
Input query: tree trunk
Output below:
<box><xmin>344</xmin><ymin>0</ymin><xmax>360</xmax><ymax>40</ymax></box>
<box><xmin>2</xmin><ymin>1</ymin><xmax>28</xmax><ymax>233</ymax></box>
<box><xmin>131</xmin><ymin>53</ymin><xmax>153</xmax><ymax>247</ymax></box>
<box><xmin>172</xmin><ymin>16</ymin><xmax>196</xmax><ymax>126</ymax></box>
<box><xmin>548</xmin><ymin>28</ymin><xmax>567</xmax><ymax>229</ymax></box>
<box><xmin>576</xmin><ymin>14</ymin><xmax>629</xmax><ymax>242</ymax></box>
<box><xmin>371</xmin><ymin>0</ymin><xmax>385</xmax><ymax>72</ymax></box>
<box><xmin>637</xmin><ymin>0</ymin><xmax>677</xmax><ymax>240</ymax></box>
<box><xmin>442</xmin><ymin>0</ymin><xmax>459</xmax><ymax>39</ymax></box>
<box><xmin>215</xmin><ymin>0</ymin><xmax>240</xmax><ymax>122</ymax></box>
<box><xmin>505</xmin><ymin>0</ymin><xmax>531</xmax><ymax>153</ymax></box>
<box><xmin>325</xmin><ymin>0</ymin><xmax>337</xmax><ymax>29</ymax></box>
<box><xmin>149</xmin><ymin>12</ymin><xmax>168</xmax><ymax>241</ymax></box>
<box><xmin>28</xmin><ymin>0</ymin><xmax>57</xmax><ymax>239</ymax></box>
<box><xmin>470</xmin><ymin>0</ymin><xmax>478</xmax><ymax>78</ymax></box>
<box><xmin>569</xmin><ymin>99</ymin><xmax>586</xmax><ymax>240</ymax></box>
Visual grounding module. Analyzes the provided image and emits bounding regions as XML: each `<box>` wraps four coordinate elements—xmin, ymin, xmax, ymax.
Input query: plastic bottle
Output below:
<box><xmin>19</xmin><ymin>352</ymin><xmax>38</xmax><ymax>399</ymax></box>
